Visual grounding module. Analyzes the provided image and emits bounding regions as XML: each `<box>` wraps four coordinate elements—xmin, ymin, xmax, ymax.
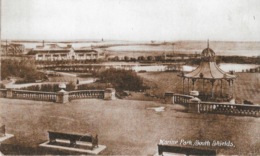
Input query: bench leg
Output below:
<box><xmin>49</xmin><ymin>137</ymin><xmax>56</xmax><ymax>144</ymax></box>
<box><xmin>70</xmin><ymin>139</ymin><xmax>76</xmax><ymax>147</ymax></box>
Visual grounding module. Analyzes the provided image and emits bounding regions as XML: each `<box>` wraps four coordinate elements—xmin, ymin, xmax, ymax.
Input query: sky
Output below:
<box><xmin>1</xmin><ymin>0</ymin><xmax>260</xmax><ymax>41</ymax></box>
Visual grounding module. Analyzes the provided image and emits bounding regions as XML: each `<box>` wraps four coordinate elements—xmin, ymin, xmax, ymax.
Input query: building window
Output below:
<box><xmin>78</xmin><ymin>54</ymin><xmax>84</xmax><ymax>57</ymax></box>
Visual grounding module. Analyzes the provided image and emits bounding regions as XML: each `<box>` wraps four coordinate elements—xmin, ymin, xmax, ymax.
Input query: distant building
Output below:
<box><xmin>1</xmin><ymin>43</ymin><xmax>25</xmax><ymax>55</ymax></box>
<box><xmin>33</xmin><ymin>44</ymin><xmax>105</xmax><ymax>61</ymax></box>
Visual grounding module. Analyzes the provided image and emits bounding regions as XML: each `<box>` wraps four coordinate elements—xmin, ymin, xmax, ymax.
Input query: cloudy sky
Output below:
<box><xmin>1</xmin><ymin>0</ymin><xmax>260</xmax><ymax>41</ymax></box>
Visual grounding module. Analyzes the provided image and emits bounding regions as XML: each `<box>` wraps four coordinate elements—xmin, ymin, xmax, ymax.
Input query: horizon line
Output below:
<box><xmin>1</xmin><ymin>39</ymin><xmax>260</xmax><ymax>43</ymax></box>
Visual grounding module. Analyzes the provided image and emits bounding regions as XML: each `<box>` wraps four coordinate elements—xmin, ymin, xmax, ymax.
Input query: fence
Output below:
<box><xmin>12</xmin><ymin>90</ymin><xmax>57</xmax><ymax>102</ymax></box>
<box><xmin>69</xmin><ymin>90</ymin><xmax>105</xmax><ymax>101</ymax></box>
<box><xmin>198</xmin><ymin>102</ymin><xmax>260</xmax><ymax>117</ymax></box>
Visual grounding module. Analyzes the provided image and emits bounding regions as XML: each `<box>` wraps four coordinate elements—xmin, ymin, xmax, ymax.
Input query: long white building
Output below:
<box><xmin>33</xmin><ymin>44</ymin><xmax>104</xmax><ymax>61</ymax></box>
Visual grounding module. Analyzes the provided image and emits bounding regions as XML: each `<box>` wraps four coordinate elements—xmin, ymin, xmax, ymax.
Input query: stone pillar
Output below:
<box><xmin>56</xmin><ymin>89</ymin><xmax>69</xmax><ymax>103</ymax></box>
<box><xmin>188</xmin><ymin>98</ymin><xmax>201</xmax><ymax>113</ymax></box>
<box><xmin>172</xmin><ymin>95</ymin><xmax>176</xmax><ymax>104</ymax></box>
<box><xmin>104</xmin><ymin>88</ymin><xmax>115</xmax><ymax>100</ymax></box>
<box><xmin>6</xmin><ymin>89</ymin><xmax>13</xmax><ymax>98</ymax></box>
<box><xmin>164</xmin><ymin>92</ymin><xmax>174</xmax><ymax>104</ymax></box>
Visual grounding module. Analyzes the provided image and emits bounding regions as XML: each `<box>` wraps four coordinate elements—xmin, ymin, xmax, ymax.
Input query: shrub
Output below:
<box><xmin>21</xmin><ymin>84</ymin><xmax>60</xmax><ymax>92</ymax></box>
<box><xmin>21</xmin><ymin>85</ymin><xmax>40</xmax><ymax>91</ymax></box>
<box><xmin>78</xmin><ymin>83</ymin><xmax>113</xmax><ymax>90</ymax></box>
<box><xmin>97</xmin><ymin>69</ymin><xmax>145</xmax><ymax>91</ymax></box>
<box><xmin>66</xmin><ymin>81</ymin><xmax>75</xmax><ymax>91</ymax></box>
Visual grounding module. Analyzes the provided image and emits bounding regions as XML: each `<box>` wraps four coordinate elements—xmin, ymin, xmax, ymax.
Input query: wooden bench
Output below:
<box><xmin>48</xmin><ymin>131</ymin><xmax>98</xmax><ymax>150</ymax></box>
<box><xmin>158</xmin><ymin>144</ymin><xmax>216</xmax><ymax>155</ymax></box>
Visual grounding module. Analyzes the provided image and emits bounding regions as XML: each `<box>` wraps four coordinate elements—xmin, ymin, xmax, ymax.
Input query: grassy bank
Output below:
<box><xmin>138</xmin><ymin>72</ymin><xmax>260</xmax><ymax>104</ymax></box>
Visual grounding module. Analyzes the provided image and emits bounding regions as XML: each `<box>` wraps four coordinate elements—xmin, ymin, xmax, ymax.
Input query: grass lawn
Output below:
<box><xmin>0</xmin><ymin>98</ymin><xmax>259</xmax><ymax>155</ymax></box>
<box><xmin>138</xmin><ymin>72</ymin><xmax>260</xmax><ymax>104</ymax></box>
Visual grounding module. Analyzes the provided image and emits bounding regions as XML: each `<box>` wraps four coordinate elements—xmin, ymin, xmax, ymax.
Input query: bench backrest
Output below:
<box><xmin>48</xmin><ymin>131</ymin><xmax>93</xmax><ymax>142</ymax></box>
<box><xmin>158</xmin><ymin>144</ymin><xmax>216</xmax><ymax>155</ymax></box>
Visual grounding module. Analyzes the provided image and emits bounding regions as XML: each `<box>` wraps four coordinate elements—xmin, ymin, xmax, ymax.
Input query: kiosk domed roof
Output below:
<box><xmin>201</xmin><ymin>48</ymin><xmax>215</xmax><ymax>58</ymax></box>
<box><xmin>201</xmin><ymin>40</ymin><xmax>215</xmax><ymax>61</ymax></box>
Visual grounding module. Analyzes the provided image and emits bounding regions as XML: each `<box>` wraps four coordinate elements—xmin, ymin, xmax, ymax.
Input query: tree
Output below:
<box><xmin>147</xmin><ymin>56</ymin><xmax>155</xmax><ymax>61</ymax></box>
<box><xmin>130</xmin><ymin>57</ymin><xmax>137</xmax><ymax>62</ymax></box>
<box><xmin>155</xmin><ymin>55</ymin><xmax>164</xmax><ymax>61</ymax></box>
<box><xmin>1</xmin><ymin>59</ymin><xmax>46</xmax><ymax>82</ymax></box>
<box><xmin>112</xmin><ymin>56</ymin><xmax>119</xmax><ymax>61</ymax></box>
<box><xmin>124</xmin><ymin>56</ymin><xmax>130</xmax><ymax>61</ymax></box>
<box><xmin>138</xmin><ymin>56</ymin><xmax>146</xmax><ymax>61</ymax></box>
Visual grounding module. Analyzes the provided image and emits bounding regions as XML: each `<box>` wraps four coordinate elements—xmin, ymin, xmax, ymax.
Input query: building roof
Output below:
<box><xmin>182</xmin><ymin>61</ymin><xmax>236</xmax><ymax>79</ymax></box>
<box><xmin>34</xmin><ymin>44</ymin><xmax>70</xmax><ymax>51</ymax></box>
<box><xmin>180</xmin><ymin>40</ymin><xmax>237</xmax><ymax>80</ymax></box>
<box><xmin>33</xmin><ymin>44</ymin><xmax>98</xmax><ymax>54</ymax></box>
<box><xmin>74</xmin><ymin>48</ymin><xmax>98</xmax><ymax>53</ymax></box>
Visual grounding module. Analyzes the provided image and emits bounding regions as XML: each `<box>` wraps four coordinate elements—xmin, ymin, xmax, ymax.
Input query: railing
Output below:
<box><xmin>69</xmin><ymin>90</ymin><xmax>105</xmax><ymax>101</ymax></box>
<box><xmin>12</xmin><ymin>90</ymin><xmax>56</xmax><ymax>102</ymax></box>
<box><xmin>198</xmin><ymin>102</ymin><xmax>260</xmax><ymax>117</ymax></box>
<box><xmin>172</xmin><ymin>94</ymin><xmax>194</xmax><ymax>105</ymax></box>
<box><xmin>0</xmin><ymin>89</ymin><xmax>7</xmax><ymax>98</ymax></box>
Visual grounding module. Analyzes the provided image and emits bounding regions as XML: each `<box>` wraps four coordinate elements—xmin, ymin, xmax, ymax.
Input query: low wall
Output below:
<box><xmin>0</xmin><ymin>88</ymin><xmax>115</xmax><ymax>103</ymax></box>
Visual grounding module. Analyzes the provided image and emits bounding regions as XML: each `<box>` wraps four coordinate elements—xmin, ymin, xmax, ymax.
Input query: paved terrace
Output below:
<box><xmin>0</xmin><ymin>98</ymin><xmax>259</xmax><ymax>155</ymax></box>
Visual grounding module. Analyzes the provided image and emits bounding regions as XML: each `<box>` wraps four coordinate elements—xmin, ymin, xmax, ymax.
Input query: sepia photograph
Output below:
<box><xmin>0</xmin><ymin>0</ymin><xmax>259</xmax><ymax>155</ymax></box>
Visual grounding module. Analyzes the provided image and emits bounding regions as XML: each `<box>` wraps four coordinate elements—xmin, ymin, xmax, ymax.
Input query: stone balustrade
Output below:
<box><xmin>198</xmin><ymin>102</ymin><xmax>260</xmax><ymax>117</ymax></box>
<box><xmin>166</xmin><ymin>93</ymin><xmax>260</xmax><ymax>117</ymax></box>
<box><xmin>12</xmin><ymin>90</ymin><xmax>57</xmax><ymax>102</ymax></box>
<box><xmin>172</xmin><ymin>94</ymin><xmax>194</xmax><ymax>105</ymax></box>
<box><xmin>69</xmin><ymin>90</ymin><xmax>105</xmax><ymax>101</ymax></box>
<box><xmin>0</xmin><ymin>88</ymin><xmax>115</xmax><ymax>103</ymax></box>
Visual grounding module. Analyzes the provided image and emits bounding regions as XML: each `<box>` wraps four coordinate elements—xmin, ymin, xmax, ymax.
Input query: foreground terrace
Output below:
<box><xmin>0</xmin><ymin>98</ymin><xmax>259</xmax><ymax>155</ymax></box>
